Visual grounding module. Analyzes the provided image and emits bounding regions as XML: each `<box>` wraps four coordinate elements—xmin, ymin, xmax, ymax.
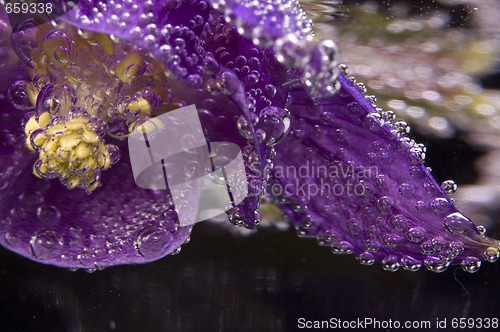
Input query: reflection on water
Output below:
<box><xmin>1</xmin><ymin>223</ymin><xmax>499</xmax><ymax>331</ymax></box>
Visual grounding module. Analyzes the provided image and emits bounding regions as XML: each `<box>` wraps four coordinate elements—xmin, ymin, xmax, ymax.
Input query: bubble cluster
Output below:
<box><xmin>215</xmin><ymin>0</ymin><xmax>313</xmax><ymax>48</ymax></box>
<box><xmin>270</xmin><ymin>71</ymin><xmax>499</xmax><ymax>273</ymax></box>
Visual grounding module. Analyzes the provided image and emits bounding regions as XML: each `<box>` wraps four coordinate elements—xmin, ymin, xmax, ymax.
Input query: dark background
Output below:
<box><xmin>1</xmin><ymin>220</ymin><xmax>500</xmax><ymax>332</ymax></box>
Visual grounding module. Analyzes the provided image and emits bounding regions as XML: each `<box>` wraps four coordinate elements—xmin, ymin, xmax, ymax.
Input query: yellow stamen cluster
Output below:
<box><xmin>25</xmin><ymin>112</ymin><xmax>116</xmax><ymax>193</ymax></box>
<box><xmin>10</xmin><ymin>23</ymin><xmax>186</xmax><ymax>193</ymax></box>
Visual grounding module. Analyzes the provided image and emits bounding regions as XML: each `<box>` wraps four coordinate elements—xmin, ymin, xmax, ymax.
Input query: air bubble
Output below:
<box><xmin>441</xmin><ymin>180</ymin><xmax>457</xmax><ymax>194</ymax></box>
<box><xmin>5</xmin><ymin>231</ymin><xmax>21</xmax><ymax>247</ymax></box>
<box><xmin>399</xmin><ymin>183</ymin><xmax>415</xmax><ymax>197</ymax></box>
<box><xmin>375</xmin><ymin>174</ymin><xmax>387</xmax><ymax>188</ymax></box>
<box><xmin>7</xmin><ymin>81</ymin><xmax>35</xmax><ymax>111</ymax></box>
<box><xmin>483</xmin><ymin>247</ymin><xmax>499</xmax><ymax>263</ymax></box>
<box><xmin>461</xmin><ymin>257</ymin><xmax>481</xmax><ymax>273</ymax></box>
<box><xmin>420</xmin><ymin>240</ymin><xmax>434</xmax><ymax>255</ymax></box>
<box><xmin>106</xmin><ymin>144</ymin><xmax>121</xmax><ymax>165</ymax></box>
<box><xmin>393</xmin><ymin>121</ymin><xmax>410</xmax><ymax>136</ymax></box>
<box><xmin>409</xmin><ymin>166</ymin><xmax>425</xmax><ymax>178</ymax></box>
<box><xmin>431</xmin><ymin>237</ymin><xmax>446</xmax><ymax>251</ymax></box>
<box><xmin>331</xmin><ymin>241</ymin><xmax>354</xmax><ymax>255</ymax></box>
<box><xmin>237</xmin><ymin>116</ymin><xmax>253</xmax><ymax>139</ymax></box>
<box><xmin>320</xmin><ymin>112</ymin><xmax>336</xmax><ymax>126</ymax></box>
<box><xmin>382</xmin><ymin>255</ymin><xmax>400</xmax><ymax>272</ymax></box>
<box><xmin>134</xmin><ymin>226</ymin><xmax>173</xmax><ymax>259</ymax></box>
<box><xmin>363</xmin><ymin>112</ymin><xmax>382</xmax><ymax>131</ymax></box>
<box><xmin>415</xmin><ymin>201</ymin><xmax>427</xmax><ymax>212</ymax></box>
<box><xmin>401</xmin><ymin>256</ymin><xmax>421</xmax><ymax>271</ymax></box>
<box><xmin>438</xmin><ymin>249</ymin><xmax>456</xmax><ymax>263</ymax></box>
<box><xmin>291</xmin><ymin>203</ymin><xmax>306</xmax><ymax>213</ymax></box>
<box><xmin>18</xmin><ymin>192</ymin><xmax>44</xmax><ymax>206</ymax></box>
<box><xmin>36</xmin><ymin>205</ymin><xmax>61</xmax><ymax>225</ymax></box>
<box><xmin>449</xmin><ymin>241</ymin><xmax>464</xmax><ymax>255</ymax></box>
<box><xmin>85</xmin><ymin>118</ymin><xmax>107</xmax><ymax>137</ymax></box>
<box><xmin>377</xmin><ymin>196</ymin><xmax>394</xmax><ymax>211</ymax></box>
<box><xmin>390</xmin><ymin>214</ymin><xmax>409</xmax><ymax>232</ymax></box>
<box><xmin>11</xmin><ymin>20</ymin><xmax>38</xmax><ymax>67</ymax></box>
<box><xmin>357</xmin><ymin>252</ymin><xmax>375</xmax><ymax>266</ymax></box>
<box><xmin>424</xmin><ymin>257</ymin><xmax>449</xmax><ymax>273</ymax></box>
<box><xmin>227</xmin><ymin>207</ymin><xmax>245</xmax><ymax>226</ymax></box>
<box><xmin>274</xmin><ymin>34</ymin><xmax>311</xmax><ymax>67</ymax></box>
<box><xmin>317</xmin><ymin>232</ymin><xmax>334</xmax><ymax>247</ymax></box>
<box><xmin>383</xmin><ymin>233</ymin><xmax>404</xmax><ymax>248</ymax></box>
<box><xmin>364</xmin><ymin>239</ymin><xmax>379</xmax><ymax>253</ymax></box>
<box><xmin>264</xmin><ymin>84</ymin><xmax>277</xmax><ymax>98</ymax></box>
<box><xmin>30</xmin><ymin>229</ymin><xmax>63</xmax><ymax>260</ymax></box>
<box><xmin>346</xmin><ymin>218</ymin><xmax>362</xmax><ymax>235</ymax></box>
<box><xmin>444</xmin><ymin>212</ymin><xmax>471</xmax><ymax>234</ymax></box>
<box><xmin>432</xmin><ymin>198</ymin><xmax>449</xmax><ymax>213</ymax></box>
<box><xmin>477</xmin><ymin>225</ymin><xmax>486</xmax><ymax>235</ymax></box>
<box><xmin>255</xmin><ymin>129</ymin><xmax>266</xmax><ymax>143</ymax></box>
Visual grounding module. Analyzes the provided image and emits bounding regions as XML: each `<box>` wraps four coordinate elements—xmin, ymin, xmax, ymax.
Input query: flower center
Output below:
<box><xmin>9</xmin><ymin>22</ymin><xmax>181</xmax><ymax>192</ymax></box>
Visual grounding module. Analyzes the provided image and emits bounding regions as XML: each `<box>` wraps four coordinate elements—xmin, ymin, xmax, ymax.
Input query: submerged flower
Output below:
<box><xmin>0</xmin><ymin>0</ymin><xmax>499</xmax><ymax>273</ymax></box>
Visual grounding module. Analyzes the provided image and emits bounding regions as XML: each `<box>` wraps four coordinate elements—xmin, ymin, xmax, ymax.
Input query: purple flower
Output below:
<box><xmin>0</xmin><ymin>0</ymin><xmax>499</xmax><ymax>273</ymax></box>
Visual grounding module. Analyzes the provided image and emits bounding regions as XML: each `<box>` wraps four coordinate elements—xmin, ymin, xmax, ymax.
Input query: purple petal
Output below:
<box><xmin>0</xmin><ymin>0</ymin><xmax>296</xmax><ymax>267</ymax></box>
<box><xmin>60</xmin><ymin>0</ymin><xmax>301</xmax><ymax>228</ymax></box>
<box><xmin>270</xmin><ymin>74</ymin><xmax>500</xmax><ymax>272</ymax></box>
<box><xmin>0</xmin><ymin>92</ymin><xmax>192</xmax><ymax>269</ymax></box>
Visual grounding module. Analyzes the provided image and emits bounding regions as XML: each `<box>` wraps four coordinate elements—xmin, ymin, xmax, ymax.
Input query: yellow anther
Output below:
<box><xmin>43</xmin><ymin>139</ymin><xmax>58</xmax><ymax>153</ymax></box>
<box><xmin>25</xmin><ymin>116</ymin><xmax>39</xmax><ymax>136</ymax></box>
<box><xmin>96</xmin><ymin>155</ymin><xmax>106</xmax><ymax>169</ymax></box>
<box><xmin>38</xmin><ymin>112</ymin><xmax>52</xmax><ymax>128</ymax></box>
<box><xmin>127</xmin><ymin>101</ymin><xmax>139</xmax><ymax>112</ymax></box>
<box><xmin>129</xmin><ymin>117</ymin><xmax>164</xmax><ymax>136</ymax></box>
<box><xmin>486</xmin><ymin>246</ymin><xmax>498</xmax><ymax>255</ymax></box>
<box><xmin>31</xmin><ymin>132</ymin><xmax>47</xmax><ymax>147</ymax></box>
<box><xmin>86</xmin><ymin>156</ymin><xmax>97</xmax><ymax>170</ymax></box>
<box><xmin>56</xmin><ymin>147</ymin><xmax>71</xmax><ymax>161</ymax></box>
<box><xmin>59</xmin><ymin>133</ymin><xmax>80</xmax><ymax>149</ymax></box>
<box><xmin>47</xmin><ymin>159</ymin><xmax>61</xmax><ymax>172</ymax></box>
<box><xmin>82</xmin><ymin>130</ymin><xmax>100</xmax><ymax>144</ymax></box>
<box><xmin>33</xmin><ymin>160</ymin><xmax>48</xmax><ymax>178</ymax></box>
<box><xmin>25</xmin><ymin>112</ymin><xmax>51</xmax><ymax>135</ymax></box>
<box><xmin>65</xmin><ymin>118</ymin><xmax>88</xmax><ymax>131</ymax></box>
<box><xmin>73</xmin><ymin>28</ymin><xmax>91</xmax><ymax>50</ymax></box>
<box><xmin>116</xmin><ymin>53</ymin><xmax>143</xmax><ymax>83</ymax></box>
<box><xmin>128</xmin><ymin>98</ymin><xmax>151</xmax><ymax>115</ymax></box>
<box><xmin>25</xmin><ymin>82</ymin><xmax>39</xmax><ymax>106</ymax></box>
<box><xmin>24</xmin><ymin>110</ymin><xmax>115</xmax><ymax>192</ymax></box>
<box><xmin>86</xmin><ymin>181</ymin><xmax>100</xmax><ymax>192</ymax></box>
<box><xmin>74</xmin><ymin>143</ymin><xmax>92</xmax><ymax>159</ymax></box>
<box><xmin>97</xmin><ymin>33</ymin><xmax>115</xmax><ymax>56</ymax></box>
<box><xmin>65</xmin><ymin>176</ymin><xmax>80</xmax><ymax>189</ymax></box>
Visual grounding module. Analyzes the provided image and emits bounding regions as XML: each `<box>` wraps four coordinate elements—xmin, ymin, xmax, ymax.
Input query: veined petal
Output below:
<box><xmin>0</xmin><ymin>0</ymin><xmax>298</xmax><ymax>267</ymax></box>
<box><xmin>271</xmin><ymin>74</ymin><xmax>500</xmax><ymax>272</ymax></box>
<box><xmin>59</xmin><ymin>0</ymin><xmax>306</xmax><ymax>228</ymax></box>
<box><xmin>0</xmin><ymin>92</ymin><xmax>193</xmax><ymax>269</ymax></box>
